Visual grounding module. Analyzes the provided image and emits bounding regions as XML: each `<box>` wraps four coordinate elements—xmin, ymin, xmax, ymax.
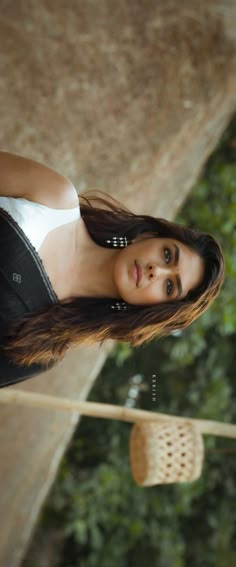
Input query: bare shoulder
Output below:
<box><xmin>0</xmin><ymin>151</ymin><xmax>79</xmax><ymax>209</ymax></box>
<box><xmin>40</xmin><ymin>181</ymin><xmax>80</xmax><ymax>210</ymax></box>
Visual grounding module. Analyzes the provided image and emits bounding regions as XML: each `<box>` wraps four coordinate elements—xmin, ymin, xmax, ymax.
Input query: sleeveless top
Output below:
<box><xmin>0</xmin><ymin>196</ymin><xmax>80</xmax><ymax>387</ymax></box>
<box><xmin>0</xmin><ymin>196</ymin><xmax>81</xmax><ymax>251</ymax></box>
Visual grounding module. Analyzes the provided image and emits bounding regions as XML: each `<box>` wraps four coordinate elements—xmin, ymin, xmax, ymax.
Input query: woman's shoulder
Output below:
<box><xmin>25</xmin><ymin>183</ymin><xmax>79</xmax><ymax>210</ymax></box>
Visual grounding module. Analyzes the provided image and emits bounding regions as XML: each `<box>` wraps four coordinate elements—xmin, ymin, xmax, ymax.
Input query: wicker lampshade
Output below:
<box><xmin>129</xmin><ymin>420</ymin><xmax>204</xmax><ymax>486</ymax></box>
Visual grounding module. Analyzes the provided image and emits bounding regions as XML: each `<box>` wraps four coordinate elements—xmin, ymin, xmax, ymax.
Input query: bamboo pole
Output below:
<box><xmin>0</xmin><ymin>388</ymin><xmax>236</xmax><ymax>439</ymax></box>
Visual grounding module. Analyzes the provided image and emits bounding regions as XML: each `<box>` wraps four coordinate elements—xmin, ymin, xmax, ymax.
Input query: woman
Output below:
<box><xmin>0</xmin><ymin>151</ymin><xmax>224</xmax><ymax>388</ymax></box>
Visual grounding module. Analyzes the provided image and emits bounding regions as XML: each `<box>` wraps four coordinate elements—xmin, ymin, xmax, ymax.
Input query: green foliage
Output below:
<box><xmin>32</xmin><ymin>115</ymin><xmax>236</xmax><ymax>566</ymax></box>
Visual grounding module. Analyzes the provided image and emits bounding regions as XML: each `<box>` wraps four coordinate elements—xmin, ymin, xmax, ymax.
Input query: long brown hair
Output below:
<box><xmin>2</xmin><ymin>191</ymin><xmax>225</xmax><ymax>368</ymax></box>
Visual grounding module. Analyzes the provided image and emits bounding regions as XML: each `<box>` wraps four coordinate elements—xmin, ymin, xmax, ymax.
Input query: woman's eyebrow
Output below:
<box><xmin>173</xmin><ymin>244</ymin><xmax>182</xmax><ymax>298</ymax></box>
<box><xmin>173</xmin><ymin>243</ymin><xmax>180</xmax><ymax>265</ymax></box>
<box><xmin>175</xmin><ymin>275</ymin><xmax>183</xmax><ymax>298</ymax></box>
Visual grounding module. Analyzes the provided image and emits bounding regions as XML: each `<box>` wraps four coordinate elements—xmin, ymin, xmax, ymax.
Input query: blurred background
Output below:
<box><xmin>23</xmin><ymin>114</ymin><xmax>236</xmax><ymax>567</ymax></box>
<box><xmin>0</xmin><ymin>1</ymin><xmax>235</xmax><ymax>566</ymax></box>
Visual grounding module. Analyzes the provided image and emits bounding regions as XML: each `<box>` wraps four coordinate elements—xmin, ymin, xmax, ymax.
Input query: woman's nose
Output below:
<box><xmin>147</xmin><ymin>263</ymin><xmax>177</xmax><ymax>279</ymax></box>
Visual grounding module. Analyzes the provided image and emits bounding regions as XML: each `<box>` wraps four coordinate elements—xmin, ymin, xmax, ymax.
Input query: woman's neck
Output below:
<box><xmin>69</xmin><ymin>217</ymin><xmax>120</xmax><ymax>300</ymax></box>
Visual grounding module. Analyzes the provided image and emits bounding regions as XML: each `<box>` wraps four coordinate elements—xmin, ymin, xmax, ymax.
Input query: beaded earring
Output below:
<box><xmin>106</xmin><ymin>236</ymin><xmax>132</xmax><ymax>248</ymax></box>
<box><xmin>106</xmin><ymin>235</ymin><xmax>131</xmax><ymax>311</ymax></box>
<box><xmin>110</xmin><ymin>301</ymin><xmax>128</xmax><ymax>311</ymax></box>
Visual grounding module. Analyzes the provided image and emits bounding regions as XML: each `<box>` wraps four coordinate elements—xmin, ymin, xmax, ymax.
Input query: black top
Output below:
<box><xmin>0</xmin><ymin>207</ymin><xmax>59</xmax><ymax>388</ymax></box>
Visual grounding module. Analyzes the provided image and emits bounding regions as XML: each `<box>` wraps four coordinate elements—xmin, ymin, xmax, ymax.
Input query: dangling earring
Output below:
<box><xmin>110</xmin><ymin>301</ymin><xmax>128</xmax><ymax>311</ymax></box>
<box><xmin>106</xmin><ymin>236</ymin><xmax>131</xmax><ymax>248</ymax></box>
<box><xmin>106</xmin><ymin>236</ymin><xmax>130</xmax><ymax>311</ymax></box>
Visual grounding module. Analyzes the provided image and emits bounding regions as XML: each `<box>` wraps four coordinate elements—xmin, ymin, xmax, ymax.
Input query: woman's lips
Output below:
<box><xmin>133</xmin><ymin>262</ymin><xmax>138</xmax><ymax>286</ymax></box>
<box><xmin>135</xmin><ymin>260</ymin><xmax>142</xmax><ymax>287</ymax></box>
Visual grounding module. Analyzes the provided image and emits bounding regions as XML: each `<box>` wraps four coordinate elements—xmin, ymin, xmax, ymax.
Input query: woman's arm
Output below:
<box><xmin>0</xmin><ymin>151</ymin><xmax>77</xmax><ymax>208</ymax></box>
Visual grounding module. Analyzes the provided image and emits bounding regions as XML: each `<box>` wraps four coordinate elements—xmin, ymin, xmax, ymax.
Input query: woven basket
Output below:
<box><xmin>129</xmin><ymin>421</ymin><xmax>204</xmax><ymax>486</ymax></box>
<box><xmin>2</xmin><ymin>389</ymin><xmax>236</xmax><ymax>486</ymax></box>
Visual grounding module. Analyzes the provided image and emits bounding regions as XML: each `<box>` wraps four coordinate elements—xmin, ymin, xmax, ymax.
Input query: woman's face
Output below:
<box><xmin>112</xmin><ymin>237</ymin><xmax>204</xmax><ymax>305</ymax></box>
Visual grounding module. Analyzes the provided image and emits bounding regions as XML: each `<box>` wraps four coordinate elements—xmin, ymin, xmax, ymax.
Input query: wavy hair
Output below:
<box><xmin>3</xmin><ymin>191</ymin><xmax>225</xmax><ymax>368</ymax></box>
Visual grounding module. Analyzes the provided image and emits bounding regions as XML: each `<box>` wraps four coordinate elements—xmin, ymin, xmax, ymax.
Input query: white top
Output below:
<box><xmin>0</xmin><ymin>196</ymin><xmax>81</xmax><ymax>251</ymax></box>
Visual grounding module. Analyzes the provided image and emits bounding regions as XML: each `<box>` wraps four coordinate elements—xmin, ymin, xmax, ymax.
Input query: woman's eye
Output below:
<box><xmin>166</xmin><ymin>279</ymin><xmax>173</xmax><ymax>296</ymax></box>
<box><xmin>164</xmin><ymin>247</ymin><xmax>172</xmax><ymax>264</ymax></box>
